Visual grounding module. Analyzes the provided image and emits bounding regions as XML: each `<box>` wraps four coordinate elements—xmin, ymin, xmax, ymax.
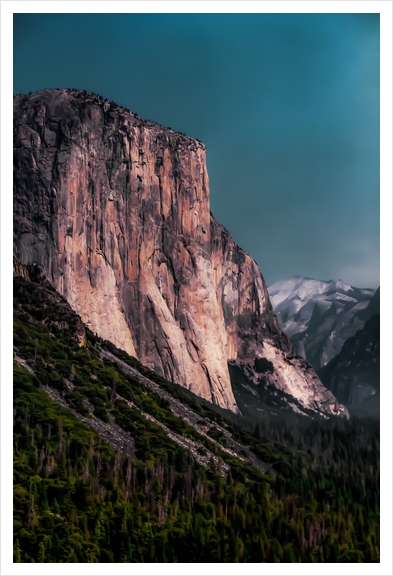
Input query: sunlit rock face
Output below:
<box><xmin>13</xmin><ymin>89</ymin><xmax>348</xmax><ymax>417</ymax></box>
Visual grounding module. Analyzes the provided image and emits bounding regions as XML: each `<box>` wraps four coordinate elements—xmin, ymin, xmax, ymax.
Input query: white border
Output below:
<box><xmin>2</xmin><ymin>2</ymin><xmax>392</xmax><ymax>576</ymax></box>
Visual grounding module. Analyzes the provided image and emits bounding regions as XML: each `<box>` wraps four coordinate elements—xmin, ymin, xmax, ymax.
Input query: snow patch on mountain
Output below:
<box><xmin>335</xmin><ymin>294</ymin><xmax>357</xmax><ymax>303</ymax></box>
<box><xmin>335</xmin><ymin>280</ymin><xmax>353</xmax><ymax>292</ymax></box>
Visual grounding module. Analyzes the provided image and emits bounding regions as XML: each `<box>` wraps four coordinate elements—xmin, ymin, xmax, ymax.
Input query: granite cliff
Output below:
<box><xmin>13</xmin><ymin>89</ymin><xmax>348</xmax><ymax>417</ymax></box>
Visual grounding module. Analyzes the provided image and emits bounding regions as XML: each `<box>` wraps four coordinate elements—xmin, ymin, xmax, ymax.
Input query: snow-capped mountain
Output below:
<box><xmin>268</xmin><ymin>276</ymin><xmax>379</xmax><ymax>370</ymax></box>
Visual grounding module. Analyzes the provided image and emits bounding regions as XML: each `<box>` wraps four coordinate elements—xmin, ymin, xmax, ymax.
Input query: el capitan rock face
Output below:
<box><xmin>13</xmin><ymin>89</ymin><xmax>348</xmax><ymax>417</ymax></box>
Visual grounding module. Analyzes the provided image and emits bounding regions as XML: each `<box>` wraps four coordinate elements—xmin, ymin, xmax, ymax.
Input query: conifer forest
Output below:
<box><xmin>13</xmin><ymin>275</ymin><xmax>379</xmax><ymax>563</ymax></box>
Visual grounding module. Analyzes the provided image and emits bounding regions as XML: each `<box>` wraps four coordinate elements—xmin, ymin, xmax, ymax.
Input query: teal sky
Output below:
<box><xmin>13</xmin><ymin>13</ymin><xmax>380</xmax><ymax>288</ymax></box>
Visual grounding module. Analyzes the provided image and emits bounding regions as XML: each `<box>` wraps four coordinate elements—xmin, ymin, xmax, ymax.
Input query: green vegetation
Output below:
<box><xmin>13</xmin><ymin>276</ymin><xmax>380</xmax><ymax>562</ymax></box>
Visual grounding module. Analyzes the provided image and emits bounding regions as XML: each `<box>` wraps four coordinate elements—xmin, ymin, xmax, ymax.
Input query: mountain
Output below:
<box><xmin>318</xmin><ymin>315</ymin><xmax>380</xmax><ymax>415</ymax></box>
<box><xmin>12</xmin><ymin>267</ymin><xmax>380</xmax><ymax>563</ymax></box>
<box><xmin>268</xmin><ymin>276</ymin><xmax>378</xmax><ymax>370</ymax></box>
<box><xmin>13</xmin><ymin>89</ymin><xmax>347</xmax><ymax>418</ymax></box>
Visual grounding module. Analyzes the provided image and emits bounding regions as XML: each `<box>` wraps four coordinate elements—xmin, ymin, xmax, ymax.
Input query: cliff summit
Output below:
<box><xmin>13</xmin><ymin>89</ymin><xmax>348</xmax><ymax>418</ymax></box>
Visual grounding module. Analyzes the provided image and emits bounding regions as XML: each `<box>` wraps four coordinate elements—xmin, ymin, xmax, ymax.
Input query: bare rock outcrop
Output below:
<box><xmin>13</xmin><ymin>89</ymin><xmax>348</xmax><ymax>417</ymax></box>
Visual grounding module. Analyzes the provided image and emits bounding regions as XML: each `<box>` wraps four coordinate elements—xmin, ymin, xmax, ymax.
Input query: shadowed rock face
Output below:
<box><xmin>13</xmin><ymin>89</ymin><xmax>348</xmax><ymax>417</ymax></box>
<box><xmin>318</xmin><ymin>315</ymin><xmax>380</xmax><ymax>406</ymax></box>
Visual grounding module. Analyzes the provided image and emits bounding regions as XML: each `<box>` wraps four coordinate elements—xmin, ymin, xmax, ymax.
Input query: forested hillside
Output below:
<box><xmin>13</xmin><ymin>273</ymin><xmax>380</xmax><ymax>563</ymax></box>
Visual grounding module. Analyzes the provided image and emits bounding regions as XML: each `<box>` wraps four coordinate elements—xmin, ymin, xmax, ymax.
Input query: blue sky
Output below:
<box><xmin>13</xmin><ymin>13</ymin><xmax>380</xmax><ymax>287</ymax></box>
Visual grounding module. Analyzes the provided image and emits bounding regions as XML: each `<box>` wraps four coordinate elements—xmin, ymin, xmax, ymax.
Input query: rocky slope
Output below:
<box><xmin>13</xmin><ymin>89</ymin><xmax>347</xmax><ymax>417</ymax></box>
<box><xmin>268</xmin><ymin>276</ymin><xmax>378</xmax><ymax>370</ymax></box>
<box><xmin>13</xmin><ymin>269</ymin><xmax>273</xmax><ymax>476</ymax></box>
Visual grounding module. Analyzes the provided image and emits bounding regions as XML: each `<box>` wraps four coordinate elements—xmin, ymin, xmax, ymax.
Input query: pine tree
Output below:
<box><xmin>13</xmin><ymin>540</ymin><xmax>21</xmax><ymax>563</ymax></box>
<box><xmin>38</xmin><ymin>540</ymin><xmax>45</xmax><ymax>563</ymax></box>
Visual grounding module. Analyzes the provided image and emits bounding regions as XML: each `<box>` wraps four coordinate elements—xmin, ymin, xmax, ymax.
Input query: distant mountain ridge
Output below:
<box><xmin>268</xmin><ymin>276</ymin><xmax>379</xmax><ymax>371</ymax></box>
<box><xmin>318</xmin><ymin>314</ymin><xmax>380</xmax><ymax>412</ymax></box>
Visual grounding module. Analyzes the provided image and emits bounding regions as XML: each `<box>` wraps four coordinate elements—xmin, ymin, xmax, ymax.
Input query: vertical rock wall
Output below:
<box><xmin>13</xmin><ymin>89</ymin><xmax>348</xmax><ymax>417</ymax></box>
